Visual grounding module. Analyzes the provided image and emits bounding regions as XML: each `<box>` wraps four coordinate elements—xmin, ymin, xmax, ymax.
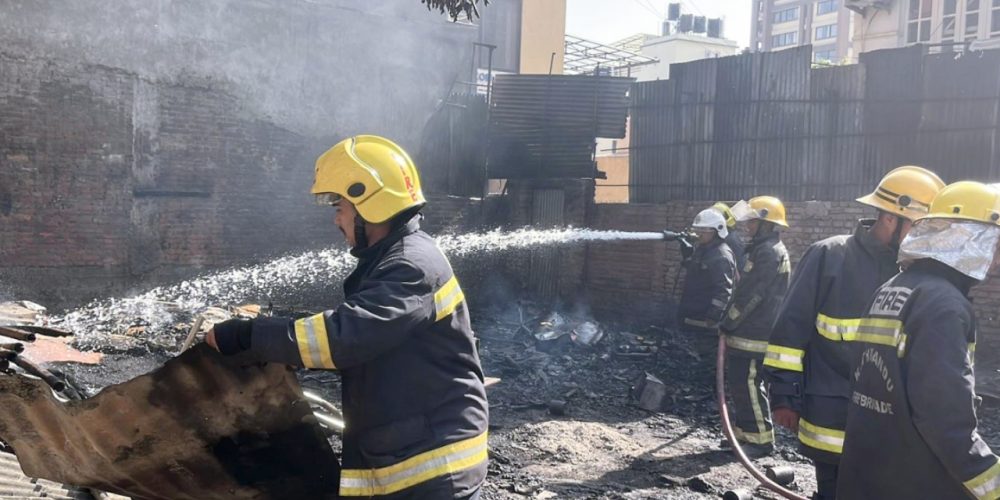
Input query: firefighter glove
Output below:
<box><xmin>213</xmin><ymin>318</ymin><xmax>253</xmax><ymax>355</ymax></box>
<box><xmin>679</xmin><ymin>238</ymin><xmax>694</xmax><ymax>260</ymax></box>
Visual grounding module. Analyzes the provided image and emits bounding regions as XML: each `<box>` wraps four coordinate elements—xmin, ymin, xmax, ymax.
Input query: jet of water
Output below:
<box><xmin>55</xmin><ymin>227</ymin><xmax>664</xmax><ymax>339</ymax></box>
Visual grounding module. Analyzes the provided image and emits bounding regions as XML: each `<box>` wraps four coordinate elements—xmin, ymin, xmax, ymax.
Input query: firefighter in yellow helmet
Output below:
<box><xmin>719</xmin><ymin>196</ymin><xmax>791</xmax><ymax>456</ymax></box>
<box><xmin>763</xmin><ymin>166</ymin><xmax>944</xmax><ymax>499</ymax></box>
<box><xmin>713</xmin><ymin>202</ymin><xmax>746</xmax><ymax>269</ymax></box>
<box><xmin>207</xmin><ymin>135</ymin><xmax>489</xmax><ymax>499</ymax></box>
<box><xmin>839</xmin><ymin>181</ymin><xmax>1000</xmax><ymax>499</ymax></box>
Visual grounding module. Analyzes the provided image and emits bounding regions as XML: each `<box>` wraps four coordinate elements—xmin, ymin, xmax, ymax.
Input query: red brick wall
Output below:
<box><xmin>581</xmin><ymin>201</ymin><xmax>1000</xmax><ymax>332</ymax></box>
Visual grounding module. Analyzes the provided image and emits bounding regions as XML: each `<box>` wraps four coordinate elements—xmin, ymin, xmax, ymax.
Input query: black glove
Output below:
<box><xmin>679</xmin><ymin>239</ymin><xmax>694</xmax><ymax>260</ymax></box>
<box><xmin>213</xmin><ymin>318</ymin><xmax>253</xmax><ymax>355</ymax></box>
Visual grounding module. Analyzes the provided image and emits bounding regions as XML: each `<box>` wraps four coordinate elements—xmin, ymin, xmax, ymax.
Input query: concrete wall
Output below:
<box><xmin>519</xmin><ymin>0</ymin><xmax>566</xmax><ymax>74</ymax></box>
<box><xmin>0</xmin><ymin>1</ymin><xmax>491</xmax><ymax>307</ymax></box>
<box><xmin>634</xmin><ymin>34</ymin><xmax>740</xmax><ymax>81</ymax></box>
<box><xmin>594</xmin><ymin>155</ymin><xmax>629</xmax><ymax>203</ymax></box>
<box><xmin>0</xmin><ymin>0</ymin><xmax>479</xmax><ymax>143</ymax></box>
<box><xmin>853</xmin><ymin>5</ymin><xmax>905</xmax><ymax>54</ymax></box>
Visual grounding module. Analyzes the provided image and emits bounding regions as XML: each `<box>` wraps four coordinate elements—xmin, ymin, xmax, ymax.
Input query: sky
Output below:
<box><xmin>566</xmin><ymin>0</ymin><xmax>751</xmax><ymax>49</ymax></box>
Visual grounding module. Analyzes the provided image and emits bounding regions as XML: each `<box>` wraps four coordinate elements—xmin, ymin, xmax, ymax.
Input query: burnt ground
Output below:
<box><xmin>45</xmin><ymin>303</ymin><xmax>1000</xmax><ymax>500</ymax></box>
<box><xmin>470</xmin><ymin>305</ymin><xmax>815</xmax><ymax>500</ymax></box>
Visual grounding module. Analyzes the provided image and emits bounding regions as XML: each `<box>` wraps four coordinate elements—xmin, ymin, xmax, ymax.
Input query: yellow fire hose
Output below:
<box><xmin>717</xmin><ymin>336</ymin><xmax>808</xmax><ymax>500</ymax></box>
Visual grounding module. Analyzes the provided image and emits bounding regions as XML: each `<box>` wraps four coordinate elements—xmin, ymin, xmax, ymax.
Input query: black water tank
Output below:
<box><xmin>708</xmin><ymin>18</ymin><xmax>724</xmax><ymax>38</ymax></box>
<box><xmin>694</xmin><ymin>15</ymin><xmax>707</xmax><ymax>33</ymax></box>
<box><xmin>679</xmin><ymin>14</ymin><xmax>693</xmax><ymax>32</ymax></box>
<box><xmin>668</xmin><ymin>2</ymin><xmax>682</xmax><ymax>20</ymax></box>
<box><xmin>662</xmin><ymin>20</ymin><xmax>674</xmax><ymax>36</ymax></box>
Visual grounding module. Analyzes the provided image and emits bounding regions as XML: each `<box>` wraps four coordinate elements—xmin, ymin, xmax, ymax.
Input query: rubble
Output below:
<box><xmin>0</xmin><ymin>301</ymin><xmax>46</xmax><ymax>324</ymax></box>
<box><xmin>0</xmin><ymin>346</ymin><xmax>339</xmax><ymax>499</ymax></box>
<box><xmin>2</xmin><ymin>299</ymin><xmax>1000</xmax><ymax>499</ymax></box>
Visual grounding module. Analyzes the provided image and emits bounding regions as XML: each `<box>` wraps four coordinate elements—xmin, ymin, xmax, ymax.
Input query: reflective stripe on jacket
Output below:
<box><xmin>763</xmin><ymin>219</ymin><xmax>898</xmax><ymax>463</ymax></box>
<box><xmin>721</xmin><ymin>231</ymin><xmax>790</xmax><ymax>357</ymax></box>
<box><xmin>250</xmin><ymin>216</ymin><xmax>489</xmax><ymax>497</ymax></box>
<box><xmin>838</xmin><ymin>259</ymin><xmax>999</xmax><ymax>500</ymax></box>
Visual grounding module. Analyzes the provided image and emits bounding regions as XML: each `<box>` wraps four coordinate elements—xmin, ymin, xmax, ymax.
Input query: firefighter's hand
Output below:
<box><xmin>772</xmin><ymin>407</ymin><xmax>800</xmax><ymax>432</ymax></box>
<box><xmin>207</xmin><ymin>319</ymin><xmax>253</xmax><ymax>355</ymax></box>
<box><xmin>679</xmin><ymin>239</ymin><xmax>694</xmax><ymax>259</ymax></box>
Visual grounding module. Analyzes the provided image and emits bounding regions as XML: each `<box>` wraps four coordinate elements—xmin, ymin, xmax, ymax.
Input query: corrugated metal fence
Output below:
<box><xmin>630</xmin><ymin>45</ymin><xmax>1000</xmax><ymax>202</ymax></box>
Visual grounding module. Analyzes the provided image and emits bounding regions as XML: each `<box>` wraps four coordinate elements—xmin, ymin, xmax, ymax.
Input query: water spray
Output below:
<box><xmin>54</xmin><ymin>227</ymin><xmax>669</xmax><ymax>339</ymax></box>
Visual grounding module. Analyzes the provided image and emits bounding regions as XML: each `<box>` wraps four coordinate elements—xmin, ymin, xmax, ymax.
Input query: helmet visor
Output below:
<box><xmin>314</xmin><ymin>192</ymin><xmax>342</xmax><ymax>206</ymax></box>
<box><xmin>899</xmin><ymin>218</ymin><xmax>1000</xmax><ymax>281</ymax></box>
<box><xmin>730</xmin><ymin>200</ymin><xmax>758</xmax><ymax>222</ymax></box>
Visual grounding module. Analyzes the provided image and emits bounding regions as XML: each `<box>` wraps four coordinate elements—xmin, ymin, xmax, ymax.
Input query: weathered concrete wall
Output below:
<box><xmin>0</xmin><ymin>1</ymin><xmax>486</xmax><ymax>307</ymax></box>
<box><xmin>0</xmin><ymin>0</ymin><xmax>478</xmax><ymax>143</ymax></box>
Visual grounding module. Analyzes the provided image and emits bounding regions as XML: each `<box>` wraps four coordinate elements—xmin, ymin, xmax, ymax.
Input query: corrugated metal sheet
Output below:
<box><xmin>0</xmin><ymin>345</ymin><xmax>339</xmax><ymax>500</ymax></box>
<box><xmin>916</xmin><ymin>50</ymin><xmax>1000</xmax><ymax>180</ymax></box>
<box><xmin>860</xmin><ymin>46</ymin><xmax>925</xmax><ymax>185</ymax></box>
<box><xmin>529</xmin><ymin>189</ymin><xmax>565</xmax><ymax>300</ymax></box>
<box><xmin>488</xmin><ymin>74</ymin><xmax>633</xmax><ymax>179</ymax></box>
<box><xmin>0</xmin><ymin>452</ymin><xmax>94</xmax><ymax>499</ymax></box>
<box><xmin>629</xmin><ymin>44</ymin><xmax>1000</xmax><ymax>203</ymax></box>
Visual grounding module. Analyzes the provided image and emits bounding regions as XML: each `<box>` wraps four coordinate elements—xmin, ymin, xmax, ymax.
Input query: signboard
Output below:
<box><xmin>476</xmin><ymin>68</ymin><xmax>511</xmax><ymax>96</ymax></box>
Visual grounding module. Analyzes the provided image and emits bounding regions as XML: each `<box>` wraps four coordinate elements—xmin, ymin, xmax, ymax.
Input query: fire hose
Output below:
<box><xmin>717</xmin><ymin>335</ymin><xmax>808</xmax><ymax>500</ymax></box>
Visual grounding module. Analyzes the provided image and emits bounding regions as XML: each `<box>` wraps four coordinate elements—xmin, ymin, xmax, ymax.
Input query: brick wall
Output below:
<box><xmin>0</xmin><ymin>53</ymin><xmax>484</xmax><ymax>308</ymax></box>
<box><xmin>580</xmin><ymin>201</ymin><xmax>1000</xmax><ymax>332</ymax></box>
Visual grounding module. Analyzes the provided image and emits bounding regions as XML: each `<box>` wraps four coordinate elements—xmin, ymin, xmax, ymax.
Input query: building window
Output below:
<box><xmin>817</xmin><ymin>0</ymin><xmax>839</xmax><ymax>15</ymax></box>
<box><xmin>815</xmin><ymin>24</ymin><xmax>839</xmax><ymax>40</ymax></box>
<box><xmin>992</xmin><ymin>0</ymin><xmax>1000</xmax><ymax>35</ymax></box>
<box><xmin>944</xmin><ymin>0</ymin><xmax>958</xmax><ymax>43</ymax></box>
<box><xmin>773</xmin><ymin>7</ymin><xmax>799</xmax><ymax>24</ymax></box>
<box><xmin>771</xmin><ymin>32</ymin><xmax>798</xmax><ymax>47</ymax></box>
<box><xmin>966</xmin><ymin>0</ymin><xmax>981</xmax><ymax>39</ymax></box>
<box><xmin>814</xmin><ymin>48</ymin><xmax>838</xmax><ymax>62</ymax></box>
<box><xmin>907</xmin><ymin>0</ymin><xmax>934</xmax><ymax>43</ymax></box>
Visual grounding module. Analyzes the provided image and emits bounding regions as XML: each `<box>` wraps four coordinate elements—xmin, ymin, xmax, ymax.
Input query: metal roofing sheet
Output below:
<box><xmin>0</xmin><ymin>451</ymin><xmax>93</xmax><ymax>499</ymax></box>
<box><xmin>488</xmin><ymin>74</ymin><xmax>633</xmax><ymax>179</ymax></box>
<box><xmin>0</xmin><ymin>345</ymin><xmax>340</xmax><ymax>500</ymax></box>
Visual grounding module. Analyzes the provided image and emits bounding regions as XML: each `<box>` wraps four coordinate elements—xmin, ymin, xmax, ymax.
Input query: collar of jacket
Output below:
<box><xmin>854</xmin><ymin>218</ymin><xmax>896</xmax><ymax>262</ymax></box>
<box><xmin>350</xmin><ymin>213</ymin><xmax>422</xmax><ymax>260</ymax></box>
<box><xmin>907</xmin><ymin>258</ymin><xmax>978</xmax><ymax>296</ymax></box>
<box><xmin>748</xmin><ymin>229</ymin><xmax>780</xmax><ymax>249</ymax></box>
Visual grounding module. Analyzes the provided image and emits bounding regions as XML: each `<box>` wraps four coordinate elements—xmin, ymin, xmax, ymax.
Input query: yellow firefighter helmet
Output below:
<box><xmin>923</xmin><ymin>181</ymin><xmax>1000</xmax><ymax>225</ymax></box>
<box><xmin>746</xmin><ymin>196</ymin><xmax>789</xmax><ymax>228</ymax></box>
<box><xmin>712</xmin><ymin>202</ymin><xmax>737</xmax><ymax>229</ymax></box>
<box><xmin>312</xmin><ymin>135</ymin><xmax>426</xmax><ymax>224</ymax></box>
<box><xmin>856</xmin><ymin>165</ymin><xmax>945</xmax><ymax>220</ymax></box>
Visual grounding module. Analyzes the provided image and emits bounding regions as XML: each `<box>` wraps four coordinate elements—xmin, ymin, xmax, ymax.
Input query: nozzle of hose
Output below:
<box><xmin>662</xmin><ymin>230</ymin><xmax>695</xmax><ymax>242</ymax></box>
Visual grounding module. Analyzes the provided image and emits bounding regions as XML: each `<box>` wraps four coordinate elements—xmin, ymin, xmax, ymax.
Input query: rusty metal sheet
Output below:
<box><xmin>0</xmin><ymin>451</ymin><xmax>93</xmax><ymax>499</ymax></box>
<box><xmin>0</xmin><ymin>345</ymin><xmax>340</xmax><ymax>500</ymax></box>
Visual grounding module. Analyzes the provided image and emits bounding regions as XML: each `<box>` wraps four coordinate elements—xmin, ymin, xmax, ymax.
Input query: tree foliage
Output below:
<box><xmin>420</xmin><ymin>0</ymin><xmax>489</xmax><ymax>20</ymax></box>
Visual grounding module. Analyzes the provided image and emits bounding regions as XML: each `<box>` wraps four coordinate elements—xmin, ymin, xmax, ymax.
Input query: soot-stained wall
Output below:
<box><xmin>0</xmin><ymin>1</ymin><xmax>485</xmax><ymax>307</ymax></box>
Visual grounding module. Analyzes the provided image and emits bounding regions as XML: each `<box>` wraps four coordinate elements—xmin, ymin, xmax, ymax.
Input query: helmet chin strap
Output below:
<box><xmin>354</xmin><ymin>216</ymin><xmax>369</xmax><ymax>250</ymax></box>
<box><xmin>889</xmin><ymin>215</ymin><xmax>905</xmax><ymax>251</ymax></box>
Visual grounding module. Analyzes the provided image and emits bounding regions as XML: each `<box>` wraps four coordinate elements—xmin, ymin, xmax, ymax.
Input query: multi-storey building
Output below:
<box><xmin>751</xmin><ymin>0</ymin><xmax>855</xmax><ymax>62</ymax></box>
<box><xmin>849</xmin><ymin>0</ymin><xmax>1000</xmax><ymax>54</ymax></box>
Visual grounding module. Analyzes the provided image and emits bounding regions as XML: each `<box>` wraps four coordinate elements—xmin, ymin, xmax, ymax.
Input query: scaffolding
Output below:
<box><xmin>563</xmin><ymin>34</ymin><xmax>657</xmax><ymax>77</ymax></box>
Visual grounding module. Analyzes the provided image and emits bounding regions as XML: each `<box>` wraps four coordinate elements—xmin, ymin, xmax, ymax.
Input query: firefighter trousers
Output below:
<box><xmin>725</xmin><ymin>356</ymin><xmax>774</xmax><ymax>445</ymax></box>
